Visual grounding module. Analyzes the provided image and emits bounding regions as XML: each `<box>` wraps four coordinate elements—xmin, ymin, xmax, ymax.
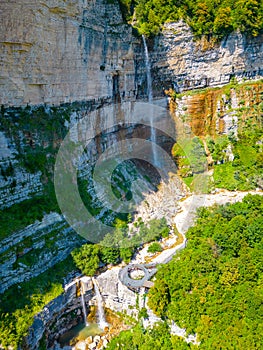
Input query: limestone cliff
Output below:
<box><xmin>1</xmin><ymin>3</ymin><xmax>263</xmax><ymax>107</ymax></box>
<box><xmin>172</xmin><ymin>81</ymin><xmax>263</xmax><ymax>138</ymax></box>
<box><xmin>0</xmin><ymin>0</ymin><xmax>137</xmax><ymax>106</ymax></box>
<box><xmin>151</xmin><ymin>21</ymin><xmax>263</xmax><ymax>94</ymax></box>
<box><xmin>0</xmin><ymin>0</ymin><xmax>262</xmax><ymax>302</ymax></box>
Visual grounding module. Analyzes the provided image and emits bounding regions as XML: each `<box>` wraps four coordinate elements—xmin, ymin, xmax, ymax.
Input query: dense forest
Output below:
<box><xmin>107</xmin><ymin>322</ymin><xmax>197</xmax><ymax>349</ymax></box>
<box><xmin>118</xmin><ymin>0</ymin><xmax>263</xmax><ymax>37</ymax></box>
<box><xmin>107</xmin><ymin>194</ymin><xmax>263</xmax><ymax>349</ymax></box>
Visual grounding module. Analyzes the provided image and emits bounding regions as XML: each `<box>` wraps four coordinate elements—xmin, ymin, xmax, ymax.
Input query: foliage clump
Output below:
<box><xmin>118</xmin><ymin>0</ymin><xmax>263</xmax><ymax>38</ymax></box>
<box><xmin>107</xmin><ymin>322</ymin><xmax>197</xmax><ymax>349</ymax></box>
<box><xmin>148</xmin><ymin>241</ymin><xmax>163</xmax><ymax>253</ymax></box>
<box><xmin>147</xmin><ymin>194</ymin><xmax>263</xmax><ymax>349</ymax></box>
<box><xmin>172</xmin><ymin>136</ymin><xmax>207</xmax><ymax>177</ymax></box>
<box><xmin>71</xmin><ymin>217</ymin><xmax>170</xmax><ymax>275</ymax></box>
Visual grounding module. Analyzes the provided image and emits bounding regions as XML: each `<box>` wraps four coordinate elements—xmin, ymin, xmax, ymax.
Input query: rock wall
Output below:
<box><xmin>1</xmin><ymin>2</ymin><xmax>263</xmax><ymax>106</ymax></box>
<box><xmin>151</xmin><ymin>21</ymin><xmax>263</xmax><ymax>93</ymax></box>
<box><xmin>172</xmin><ymin>82</ymin><xmax>263</xmax><ymax>138</ymax></box>
<box><xmin>0</xmin><ymin>131</ymin><xmax>43</xmax><ymax>209</ymax></box>
<box><xmin>0</xmin><ymin>0</ymin><xmax>138</xmax><ymax>106</ymax></box>
<box><xmin>23</xmin><ymin>280</ymin><xmax>90</xmax><ymax>350</ymax></box>
<box><xmin>0</xmin><ymin>213</ymin><xmax>83</xmax><ymax>293</ymax></box>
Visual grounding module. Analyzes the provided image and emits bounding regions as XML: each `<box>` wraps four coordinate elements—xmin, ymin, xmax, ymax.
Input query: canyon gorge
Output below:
<box><xmin>0</xmin><ymin>0</ymin><xmax>262</xmax><ymax>349</ymax></box>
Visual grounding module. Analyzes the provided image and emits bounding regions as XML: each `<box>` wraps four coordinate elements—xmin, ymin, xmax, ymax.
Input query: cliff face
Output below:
<box><xmin>173</xmin><ymin>82</ymin><xmax>263</xmax><ymax>138</ymax></box>
<box><xmin>0</xmin><ymin>0</ymin><xmax>137</xmax><ymax>106</ymax></box>
<box><xmin>151</xmin><ymin>21</ymin><xmax>263</xmax><ymax>93</ymax></box>
<box><xmin>0</xmin><ymin>100</ymin><xmax>163</xmax><ymax>292</ymax></box>
<box><xmin>1</xmin><ymin>3</ymin><xmax>263</xmax><ymax>106</ymax></box>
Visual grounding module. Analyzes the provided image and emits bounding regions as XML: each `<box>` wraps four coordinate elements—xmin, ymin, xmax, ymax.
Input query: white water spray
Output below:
<box><xmin>80</xmin><ymin>282</ymin><xmax>89</xmax><ymax>326</ymax></box>
<box><xmin>142</xmin><ymin>35</ymin><xmax>158</xmax><ymax>166</ymax></box>
<box><xmin>142</xmin><ymin>35</ymin><xmax>153</xmax><ymax>103</ymax></box>
<box><xmin>93</xmin><ymin>278</ymin><xmax>108</xmax><ymax>330</ymax></box>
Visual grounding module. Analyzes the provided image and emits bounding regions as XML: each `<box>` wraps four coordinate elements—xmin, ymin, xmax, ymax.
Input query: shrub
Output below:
<box><xmin>148</xmin><ymin>242</ymin><xmax>162</xmax><ymax>254</ymax></box>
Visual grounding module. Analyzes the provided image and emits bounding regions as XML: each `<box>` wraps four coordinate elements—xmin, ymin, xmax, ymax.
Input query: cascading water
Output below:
<box><xmin>80</xmin><ymin>282</ymin><xmax>89</xmax><ymax>326</ymax></box>
<box><xmin>142</xmin><ymin>35</ymin><xmax>153</xmax><ymax>103</ymax></box>
<box><xmin>142</xmin><ymin>35</ymin><xmax>158</xmax><ymax>166</ymax></box>
<box><xmin>93</xmin><ymin>278</ymin><xmax>108</xmax><ymax>330</ymax></box>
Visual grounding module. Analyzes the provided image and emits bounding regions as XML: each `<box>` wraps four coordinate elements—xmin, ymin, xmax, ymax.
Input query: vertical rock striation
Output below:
<box><xmin>151</xmin><ymin>21</ymin><xmax>263</xmax><ymax>93</ymax></box>
<box><xmin>0</xmin><ymin>0</ymin><xmax>138</xmax><ymax>106</ymax></box>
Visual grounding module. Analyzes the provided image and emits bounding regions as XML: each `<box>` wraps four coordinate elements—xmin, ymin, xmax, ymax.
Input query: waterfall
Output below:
<box><xmin>142</xmin><ymin>35</ymin><xmax>158</xmax><ymax>166</ymax></box>
<box><xmin>142</xmin><ymin>35</ymin><xmax>153</xmax><ymax>103</ymax></box>
<box><xmin>93</xmin><ymin>278</ymin><xmax>108</xmax><ymax>330</ymax></box>
<box><xmin>80</xmin><ymin>282</ymin><xmax>89</xmax><ymax>326</ymax></box>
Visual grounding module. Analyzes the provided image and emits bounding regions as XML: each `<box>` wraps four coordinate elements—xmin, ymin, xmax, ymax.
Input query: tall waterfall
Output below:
<box><xmin>142</xmin><ymin>35</ymin><xmax>153</xmax><ymax>103</ymax></box>
<box><xmin>93</xmin><ymin>278</ymin><xmax>108</xmax><ymax>330</ymax></box>
<box><xmin>80</xmin><ymin>282</ymin><xmax>89</xmax><ymax>326</ymax></box>
<box><xmin>142</xmin><ymin>35</ymin><xmax>157</xmax><ymax>165</ymax></box>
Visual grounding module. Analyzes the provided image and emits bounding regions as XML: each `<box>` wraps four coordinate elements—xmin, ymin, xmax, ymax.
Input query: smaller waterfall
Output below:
<box><xmin>142</xmin><ymin>35</ymin><xmax>158</xmax><ymax>166</ymax></box>
<box><xmin>93</xmin><ymin>278</ymin><xmax>108</xmax><ymax>330</ymax></box>
<box><xmin>80</xmin><ymin>282</ymin><xmax>89</xmax><ymax>326</ymax></box>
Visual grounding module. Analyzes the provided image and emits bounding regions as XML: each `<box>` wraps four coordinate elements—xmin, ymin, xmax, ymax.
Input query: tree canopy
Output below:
<box><xmin>118</xmin><ymin>0</ymin><xmax>263</xmax><ymax>38</ymax></box>
<box><xmin>107</xmin><ymin>194</ymin><xmax>263</xmax><ymax>349</ymax></box>
<box><xmin>71</xmin><ymin>217</ymin><xmax>170</xmax><ymax>275</ymax></box>
<box><xmin>147</xmin><ymin>194</ymin><xmax>263</xmax><ymax>349</ymax></box>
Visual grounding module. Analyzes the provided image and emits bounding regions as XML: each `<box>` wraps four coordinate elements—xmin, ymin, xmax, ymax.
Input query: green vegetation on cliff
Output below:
<box><xmin>107</xmin><ymin>322</ymin><xmax>197</xmax><ymax>349</ymax></box>
<box><xmin>118</xmin><ymin>0</ymin><xmax>263</xmax><ymax>37</ymax></box>
<box><xmin>0</xmin><ymin>105</ymin><xmax>68</xmax><ymax>239</ymax></box>
<box><xmin>0</xmin><ymin>256</ymin><xmax>75</xmax><ymax>349</ymax></box>
<box><xmin>71</xmin><ymin>217</ymin><xmax>169</xmax><ymax>275</ymax></box>
<box><xmin>172</xmin><ymin>81</ymin><xmax>263</xmax><ymax>192</ymax></box>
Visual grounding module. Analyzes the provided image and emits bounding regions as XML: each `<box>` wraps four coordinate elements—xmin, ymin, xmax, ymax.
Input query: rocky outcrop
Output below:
<box><xmin>96</xmin><ymin>266</ymin><xmax>138</xmax><ymax>318</ymax></box>
<box><xmin>151</xmin><ymin>21</ymin><xmax>263</xmax><ymax>93</ymax></box>
<box><xmin>0</xmin><ymin>213</ymin><xmax>83</xmax><ymax>293</ymax></box>
<box><xmin>0</xmin><ymin>0</ymin><xmax>138</xmax><ymax>106</ymax></box>
<box><xmin>0</xmin><ymin>131</ymin><xmax>43</xmax><ymax>209</ymax></box>
<box><xmin>172</xmin><ymin>81</ymin><xmax>263</xmax><ymax>138</ymax></box>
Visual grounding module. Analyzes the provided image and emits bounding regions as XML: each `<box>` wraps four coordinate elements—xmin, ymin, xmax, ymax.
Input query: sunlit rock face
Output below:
<box><xmin>151</xmin><ymin>21</ymin><xmax>263</xmax><ymax>93</ymax></box>
<box><xmin>172</xmin><ymin>82</ymin><xmax>263</xmax><ymax>138</ymax></box>
<box><xmin>1</xmin><ymin>2</ymin><xmax>262</xmax><ymax>106</ymax></box>
<box><xmin>0</xmin><ymin>0</ymin><xmax>138</xmax><ymax>106</ymax></box>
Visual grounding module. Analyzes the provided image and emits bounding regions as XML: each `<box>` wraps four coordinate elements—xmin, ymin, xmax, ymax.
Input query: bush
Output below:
<box><xmin>148</xmin><ymin>242</ymin><xmax>162</xmax><ymax>254</ymax></box>
<box><xmin>71</xmin><ymin>244</ymin><xmax>100</xmax><ymax>276</ymax></box>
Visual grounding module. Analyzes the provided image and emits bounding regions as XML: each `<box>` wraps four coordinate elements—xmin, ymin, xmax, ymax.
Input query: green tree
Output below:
<box><xmin>233</xmin><ymin>0</ymin><xmax>263</xmax><ymax>36</ymax></box>
<box><xmin>99</xmin><ymin>246</ymin><xmax>120</xmax><ymax>265</ymax></box>
<box><xmin>213</xmin><ymin>7</ymin><xmax>233</xmax><ymax>38</ymax></box>
<box><xmin>71</xmin><ymin>244</ymin><xmax>100</xmax><ymax>276</ymax></box>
